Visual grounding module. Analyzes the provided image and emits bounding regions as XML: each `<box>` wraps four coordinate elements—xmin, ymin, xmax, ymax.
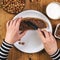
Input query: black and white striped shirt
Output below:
<box><xmin>0</xmin><ymin>40</ymin><xmax>13</xmax><ymax>60</ymax></box>
<box><xmin>0</xmin><ymin>40</ymin><xmax>60</xmax><ymax>60</ymax></box>
<box><xmin>50</xmin><ymin>49</ymin><xmax>60</xmax><ymax>60</ymax></box>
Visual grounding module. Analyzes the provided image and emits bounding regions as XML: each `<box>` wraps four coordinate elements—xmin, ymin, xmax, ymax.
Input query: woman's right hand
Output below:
<box><xmin>37</xmin><ymin>29</ymin><xmax>58</xmax><ymax>55</ymax></box>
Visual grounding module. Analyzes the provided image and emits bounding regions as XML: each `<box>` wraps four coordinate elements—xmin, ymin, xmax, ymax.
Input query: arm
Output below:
<box><xmin>51</xmin><ymin>49</ymin><xmax>60</xmax><ymax>60</ymax></box>
<box><xmin>0</xmin><ymin>18</ymin><xmax>27</xmax><ymax>60</ymax></box>
<box><xmin>0</xmin><ymin>40</ymin><xmax>13</xmax><ymax>60</ymax></box>
<box><xmin>37</xmin><ymin>29</ymin><xmax>60</xmax><ymax>60</ymax></box>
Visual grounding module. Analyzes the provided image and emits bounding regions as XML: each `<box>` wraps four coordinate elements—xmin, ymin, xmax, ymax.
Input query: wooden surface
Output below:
<box><xmin>0</xmin><ymin>0</ymin><xmax>60</xmax><ymax>60</ymax></box>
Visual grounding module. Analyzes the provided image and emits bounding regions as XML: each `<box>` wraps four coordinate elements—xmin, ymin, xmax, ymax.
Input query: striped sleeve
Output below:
<box><xmin>0</xmin><ymin>40</ymin><xmax>13</xmax><ymax>60</ymax></box>
<box><xmin>51</xmin><ymin>49</ymin><xmax>60</xmax><ymax>60</ymax></box>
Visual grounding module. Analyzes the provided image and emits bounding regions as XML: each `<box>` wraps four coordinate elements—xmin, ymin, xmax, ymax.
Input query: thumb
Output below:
<box><xmin>19</xmin><ymin>31</ymin><xmax>27</xmax><ymax>38</ymax></box>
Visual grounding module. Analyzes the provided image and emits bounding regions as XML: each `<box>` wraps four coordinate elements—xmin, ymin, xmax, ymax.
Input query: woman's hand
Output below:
<box><xmin>5</xmin><ymin>18</ymin><xmax>27</xmax><ymax>44</ymax></box>
<box><xmin>37</xmin><ymin>29</ymin><xmax>58</xmax><ymax>55</ymax></box>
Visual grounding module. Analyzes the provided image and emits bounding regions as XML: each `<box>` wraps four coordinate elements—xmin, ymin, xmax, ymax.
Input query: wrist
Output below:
<box><xmin>48</xmin><ymin>48</ymin><xmax>58</xmax><ymax>55</ymax></box>
<box><xmin>3</xmin><ymin>39</ymin><xmax>13</xmax><ymax>47</ymax></box>
<box><xmin>5</xmin><ymin>38</ymin><xmax>14</xmax><ymax>44</ymax></box>
<box><xmin>50</xmin><ymin>49</ymin><xmax>59</xmax><ymax>58</ymax></box>
<box><xmin>5</xmin><ymin>35</ymin><xmax>14</xmax><ymax>44</ymax></box>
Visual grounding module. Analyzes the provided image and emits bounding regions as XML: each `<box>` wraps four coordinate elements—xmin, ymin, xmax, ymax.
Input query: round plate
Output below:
<box><xmin>13</xmin><ymin>10</ymin><xmax>52</xmax><ymax>53</ymax></box>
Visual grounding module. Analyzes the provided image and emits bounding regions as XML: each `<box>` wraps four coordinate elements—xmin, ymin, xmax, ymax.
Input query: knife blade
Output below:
<box><xmin>24</xmin><ymin>21</ymin><xmax>38</xmax><ymax>30</ymax></box>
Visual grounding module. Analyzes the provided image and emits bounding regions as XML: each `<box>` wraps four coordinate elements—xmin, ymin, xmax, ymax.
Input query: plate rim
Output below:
<box><xmin>13</xmin><ymin>10</ymin><xmax>52</xmax><ymax>53</ymax></box>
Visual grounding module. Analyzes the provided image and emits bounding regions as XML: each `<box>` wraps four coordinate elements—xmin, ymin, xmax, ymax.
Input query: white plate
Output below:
<box><xmin>13</xmin><ymin>10</ymin><xmax>52</xmax><ymax>53</ymax></box>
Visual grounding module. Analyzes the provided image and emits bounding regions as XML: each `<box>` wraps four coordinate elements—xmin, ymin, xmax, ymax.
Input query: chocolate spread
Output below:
<box><xmin>19</xmin><ymin>18</ymin><xmax>47</xmax><ymax>31</ymax></box>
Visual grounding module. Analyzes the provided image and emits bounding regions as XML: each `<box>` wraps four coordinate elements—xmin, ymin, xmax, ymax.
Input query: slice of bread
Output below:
<box><xmin>19</xmin><ymin>18</ymin><xmax>48</xmax><ymax>31</ymax></box>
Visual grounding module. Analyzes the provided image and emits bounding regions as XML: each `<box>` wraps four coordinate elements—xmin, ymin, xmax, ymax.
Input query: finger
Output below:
<box><xmin>13</xmin><ymin>18</ymin><xmax>20</xmax><ymax>26</ymax></box>
<box><xmin>10</xmin><ymin>20</ymin><xmax>14</xmax><ymax>26</ymax></box>
<box><xmin>19</xmin><ymin>31</ymin><xmax>27</xmax><ymax>38</ymax></box>
<box><xmin>37</xmin><ymin>28</ymin><xmax>45</xmax><ymax>40</ymax></box>
<box><xmin>43</xmin><ymin>30</ymin><xmax>50</xmax><ymax>38</ymax></box>
<box><xmin>49</xmin><ymin>32</ymin><xmax>56</xmax><ymax>40</ymax></box>
<box><xmin>18</xmin><ymin>17</ymin><xmax>22</xmax><ymax>24</ymax></box>
<box><xmin>16</xmin><ymin>18</ymin><xmax>22</xmax><ymax>27</ymax></box>
<box><xmin>6</xmin><ymin>21</ymin><xmax>10</xmax><ymax>28</ymax></box>
<box><xmin>19</xmin><ymin>31</ymin><xmax>23</xmax><ymax>34</ymax></box>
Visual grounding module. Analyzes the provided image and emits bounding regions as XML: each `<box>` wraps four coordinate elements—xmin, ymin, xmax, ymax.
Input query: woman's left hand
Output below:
<box><xmin>5</xmin><ymin>18</ymin><xmax>27</xmax><ymax>44</ymax></box>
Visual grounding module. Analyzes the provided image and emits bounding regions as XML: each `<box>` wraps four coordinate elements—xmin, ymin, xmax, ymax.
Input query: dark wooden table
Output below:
<box><xmin>0</xmin><ymin>0</ymin><xmax>60</xmax><ymax>60</ymax></box>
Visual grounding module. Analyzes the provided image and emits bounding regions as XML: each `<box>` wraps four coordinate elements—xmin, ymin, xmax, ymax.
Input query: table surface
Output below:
<box><xmin>0</xmin><ymin>0</ymin><xmax>60</xmax><ymax>60</ymax></box>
